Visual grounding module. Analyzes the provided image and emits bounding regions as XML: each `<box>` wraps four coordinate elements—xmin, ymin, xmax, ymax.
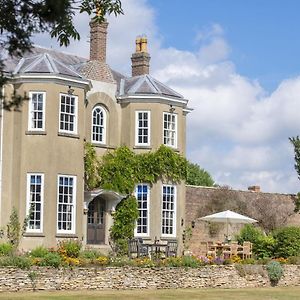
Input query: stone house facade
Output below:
<box><xmin>1</xmin><ymin>20</ymin><xmax>191</xmax><ymax>251</ymax></box>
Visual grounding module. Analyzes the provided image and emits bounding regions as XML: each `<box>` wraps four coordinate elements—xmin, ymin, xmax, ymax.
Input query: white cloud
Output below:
<box><xmin>32</xmin><ymin>0</ymin><xmax>300</xmax><ymax>193</ymax></box>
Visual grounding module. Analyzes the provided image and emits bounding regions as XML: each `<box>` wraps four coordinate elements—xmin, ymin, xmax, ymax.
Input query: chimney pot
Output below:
<box><xmin>248</xmin><ymin>185</ymin><xmax>261</xmax><ymax>192</ymax></box>
<box><xmin>131</xmin><ymin>35</ymin><xmax>150</xmax><ymax>77</ymax></box>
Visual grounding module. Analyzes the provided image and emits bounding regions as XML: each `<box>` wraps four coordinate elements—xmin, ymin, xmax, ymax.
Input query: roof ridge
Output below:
<box><xmin>23</xmin><ymin>54</ymin><xmax>50</xmax><ymax>73</ymax></box>
<box><xmin>46</xmin><ymin>53</ymin><xmax>58</xmax><ymax>73</ymax></box>
<box><xmin>51</xmin><ymin>56</ymin><xmax>83</xmax><ymax>78</ymax></box>
<box><xmin>152</xmin><ymin>77</ymin><xmax>183</xmax><ymax>98</ymax></box>
<box><xmin>145</xmin><ymin>74</ymin><xmax>161</xmax><ymax>93</ymax></box>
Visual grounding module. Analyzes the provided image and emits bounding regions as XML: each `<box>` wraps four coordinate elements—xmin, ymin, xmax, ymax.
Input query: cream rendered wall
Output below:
<box><xmin>1</xmin><ymin>82</ymin><xmax>87</xmax><ymax>249</ymax></box>
<box><xmin>119</xmin><ymin>100</ymin><xmax>187</xmax><ymax>251</ymax></box>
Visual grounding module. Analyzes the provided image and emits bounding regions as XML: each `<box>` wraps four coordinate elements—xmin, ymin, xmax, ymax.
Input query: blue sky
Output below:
<box><xmin>149</xmin><ymin>0</ymin><xmax>300</xmax><ymax>93</ymax></box>
<box><xmin>33</xmin><ymin>0</ymin><xmax>300</xmax><ymax>193</ymax></box>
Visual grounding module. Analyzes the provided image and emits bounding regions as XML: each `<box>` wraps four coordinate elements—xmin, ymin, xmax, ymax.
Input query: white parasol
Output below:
<box><xmin>199</xmin><ymin>210</ymin><xmax>258</xmax><ymax>238</ymax></box>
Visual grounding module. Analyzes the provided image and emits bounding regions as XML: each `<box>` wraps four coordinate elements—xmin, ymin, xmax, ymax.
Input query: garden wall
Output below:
<box><xmin>185</xmin><ymin>185</ymin><xmax>300</xmax><ymax>256</ymax></box>
<box><xmin>0</xmin><ymin>265</ymin><xmax>299</xmax><ymax>291</ymax></box>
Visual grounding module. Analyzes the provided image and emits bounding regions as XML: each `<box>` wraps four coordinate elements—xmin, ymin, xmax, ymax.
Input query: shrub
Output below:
<box><xmin>237</xmin><ymin>224</ymin><xmax>264</xmax><ymax>245</ymax></box>
<box><xmin>40</xmin><ymin>252</ymin><xmax>62</xmax><ymax>268</ymax></box>
<box><xmin>29</xmin><ymin>246</ymin><xmax>49</xmax><ymax>258</ymax></box>
<box><xmin>58</xmin><ymin>239</ymin><xmax>82</xmax><ymax>258</ymax></box>
<box><xmin>80</xmin><ymin>249</ymin><xmax>103</xmax><ymax>260</ymax></box>
<box><xmin>255</xmin><ymin>236</ymin><xmax>276</xmax><ymax>259</ymax></box>
<box><xmin>0</xmin><ymin>256</ymin><xmax>32</xmax><ymax>269</ymax></box>
<box><xmin>0</xmin><ymin>242</ymin><xmax>13</xmax><ymax>256</ymax></box>
<box><xmin>266</xmin><ymin>261</ymin><xmax>283</xmax><ymax>286</ymax></box>
<box><xmin>180</xmin><ymin>256</ymin><xmax>201</xmax><ymax>268</ymax></box>
<box><xmin>273</xmin><ymin>226</ymin><xmax>300</xmax><ymax>258</ymax></box>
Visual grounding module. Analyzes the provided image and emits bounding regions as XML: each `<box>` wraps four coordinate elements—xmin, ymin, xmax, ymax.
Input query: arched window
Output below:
<box><xmin>91</xmin><ymin>106</ymin><xmax>106</xmax><ymax>144</ymax></box>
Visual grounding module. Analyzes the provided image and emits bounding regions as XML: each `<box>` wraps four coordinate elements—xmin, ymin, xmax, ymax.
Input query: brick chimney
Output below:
<box><xmin>131</xmin><ymin>36</ymin><xmax>151</xmax><ymax>77</ymax></box>
<box><xmin>248</xmin><ymin>185</ymin><xmax>261</xmax><ymax>192</ymax></box>
<box><xmin>89</xmin><ymin>20</ymin><xmax>108</xmax><ymax>62</ymax></box>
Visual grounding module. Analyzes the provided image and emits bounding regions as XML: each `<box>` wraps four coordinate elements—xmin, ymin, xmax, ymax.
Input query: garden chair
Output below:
<box><xmin>242</xmin><ymin>241</ymin><xmax>252</xmax><ymax>259</ymax></box>
<box><xmin>206</xmin><ymin>241</ymin><xmax>216</xmax><ymax>257</ymax></box>
<box><xmin>128</xmin><ymin>238</ymin><xmax>149</xmax><ymax>258</ymax></box>
<box><xmin>166</xmin><ymin>240</ymin><xmax>178</xmax><ymax>257</ymax></box>
<box><xmin>222</xmin><ymin>241</ymin><xmax>238</xmax><ymax>258</ymax></box>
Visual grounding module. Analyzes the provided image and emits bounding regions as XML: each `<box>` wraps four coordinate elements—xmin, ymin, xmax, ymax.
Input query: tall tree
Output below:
<box><xmin>186</xmin><ymin>162</ymin><xmax>215</xmax><ymax>187</ymax></box>
<box><xmin>289</xmin><ymin>136</ymin><xmax>300</xmax><ymax>212</ymax></box>
<box><xmin>0</xmin><ymin>0</ymin><xmax>123</xmax><ymax>109</ymax></box>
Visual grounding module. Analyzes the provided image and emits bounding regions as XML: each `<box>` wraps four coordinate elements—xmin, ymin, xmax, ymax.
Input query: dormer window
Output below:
<box><xmin>163</xmin><ymin>112</ymin><xmax>177</xmax><ymax>148</ymax></box>
<box><xmin>28</xmin><ymin>92</ymin><xmax>46</xmax><ymax>131</ymax></box>
<box><xmin>59</xmin><ymin>93</ymin><xmax>78</xmax><ymax>134</ymax></box>
<box><xmin>135</xmin><ymin>111</ymin><xmax>150</xmax><ymax>146</ymax></box>
<box><xmin>91</xmin><ymin>106</ymin><xmax>106</xmax><ymax>144</ymax></box>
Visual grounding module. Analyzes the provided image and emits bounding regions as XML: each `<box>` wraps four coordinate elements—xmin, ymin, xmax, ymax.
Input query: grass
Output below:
<box><xmin>0</xmin><ymin>287</ymin><xmax>300</xmax><ymax>300</ymax></box>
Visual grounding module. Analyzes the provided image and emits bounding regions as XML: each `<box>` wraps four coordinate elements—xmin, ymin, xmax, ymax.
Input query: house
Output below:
<box><xmin>0</xmin><ymin>19</ymin><xmax>191</xmax><ymax>252</ymax></box>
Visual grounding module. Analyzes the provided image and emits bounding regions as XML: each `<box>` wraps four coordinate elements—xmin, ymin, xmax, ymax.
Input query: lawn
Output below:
<box><xmin>1</xmin><ymin>287</ymin><xmax>300</xmax><ymax>300</ymax></box>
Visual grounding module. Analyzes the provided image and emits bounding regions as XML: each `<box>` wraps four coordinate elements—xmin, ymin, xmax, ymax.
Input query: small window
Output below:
<box><xmin>163</xmin><ymin>112</ymin><xmax>177</xmax><ymax>148</ymax></box>
<box><xmin>91</xmin><ymin>106</ymin><xmax>106</xmax><ymax>144</ymax></box>
<box><xmin>135</xmin><ymin>184</ymin><xmax>150</xmax><ymax>236</ymax></box>
<box><xmin>161</xmin><ymin>185</ymin><xmax>176</xmax><ymax>236</ymax></box>
<box><xmin>57</xmin><ymin>175</ymin><xmax>76</xmax><ymax>233</ymax></box>
<box><xmin>26</xmin><ymin>173</ymin><xmax>44</xmax><ymax>232</ymax></box>
<box><xmin>28</xmin><ymin>92</ymin><xmax>46</xmax><ymax>131</ymax></box>
<box><xmin>59</xmin><ymin>94</ymin><xmax>78</xmax><ymax>134</ymax></box>
<box><xmin>135</xmin><ymin>111</ymin><xmax>150</xmax><ymax>146</ymax></box>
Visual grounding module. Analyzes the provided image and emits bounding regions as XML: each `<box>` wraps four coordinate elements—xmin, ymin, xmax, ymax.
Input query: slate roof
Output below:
<box><xmin>14</xmin><ymin>53</ymin><xmax>84</xmax><ymax>78</ymax></box>
<box><xmin>3</xmin><ymin>46</ymin><xmax>184</xmax><ymax>99</ymax></box>
<box><xmin>119</xmin><ymin>74</ymin><xmax>183</xmax><ymax>99</ymax></box>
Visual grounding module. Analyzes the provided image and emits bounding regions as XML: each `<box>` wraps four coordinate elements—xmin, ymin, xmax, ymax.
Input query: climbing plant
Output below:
<box><xmin>84</xmin><ymin>143</ymin><xmax>188</xmax><ymax>254</ymax></box>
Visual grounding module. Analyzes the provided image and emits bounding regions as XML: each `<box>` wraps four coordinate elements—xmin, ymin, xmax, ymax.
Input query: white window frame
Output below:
<box><xmin>91</xmin><ymin>105</ymin><xmax>106</xmax><ymax>144</ymax></box>
<box><xmin>28</xmin><ymin>91</ymin><xmax>46</xmax><ymax>131</ymax></box>
<box><xmin>57</xmin><ymin>175</ymin><xmax>76</xmax><ymax>234</ymax></box>
<box><xmin>134</xmin><ymin>184</ymin><xmax>150</xmax><ymax>237</ymax></box>
<box><xmin>161</xmin><ymin>184</ymin><xmax>176</xmax><ymax>237</ymax></box>
<box><xmin>26</xmin><ymin>173</ymin><xmax>44</xmax><ymax>233</ymax></box>
<box><xmin>163</xmin><ymin>112</ymin><xmax>177</xmax><ymax>148</ymax></box>
<box><xmin>135</xmin><ymin>111</ymin><xmax>151</xmax><ymax>146</ymax></box>
<box><xmin>59</xmin><ymin>93</ymin><xmax>78</xmax><ymax>134</ymax></box>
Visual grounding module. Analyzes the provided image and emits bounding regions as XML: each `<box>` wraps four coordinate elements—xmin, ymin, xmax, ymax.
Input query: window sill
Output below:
<box><xmin>56</xmin><ymin>233</ymin><xmax>78</xmax><ymax>238</ymax></box>
<box><xmin>92</xmin><ymin>143</ymin><xmax>116</xmax><ymax>149</ymax></box>
<box><xmin>58</xmin><ymin>132</ymin><xmax>80</xmax><ymax>139</ymax></box>
<box><xmin>26</xmin><ymin>131</ymin><xmax>47</xmax><ymax>136</ymax></box>
<box><xmin>133</xmin><ymin>145</ymin><xmax>152</xmax><ymax>150</ymax></box>
<box><xmin>23</xmin><ymin>232</ymin><xmax>45</xmax><ymax>237</ymax></box>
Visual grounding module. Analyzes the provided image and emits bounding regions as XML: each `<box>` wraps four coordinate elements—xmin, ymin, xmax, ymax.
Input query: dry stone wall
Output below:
<box><xmin>0</xmin><ymin>265</ymin><xmax>299</xmax><ymax>292</ymax></box>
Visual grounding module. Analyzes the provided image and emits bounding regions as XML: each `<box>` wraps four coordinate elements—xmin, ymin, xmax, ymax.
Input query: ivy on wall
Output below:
<box><xmin>84</xmin><ymin>143</ymin><xmax>187</xmax><ymax>254</ymax></box>
<box><xmin>84</xmin><ymin>143</ymin><xmax>187</xmax><ymax>194</ymax></box>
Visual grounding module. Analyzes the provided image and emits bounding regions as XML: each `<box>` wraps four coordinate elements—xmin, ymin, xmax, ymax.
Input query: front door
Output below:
<box><xmin>87</xmin><ymin>198</ymin><xmax>106</xmax><ymax>244</ymax></box>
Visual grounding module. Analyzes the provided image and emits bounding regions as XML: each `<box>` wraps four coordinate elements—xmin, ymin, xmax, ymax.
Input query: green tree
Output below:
<box><xmin>186</xmin><ymin>162</ymin><xmax>214</xmax><ymax>186</ymax></box>
<box><xmin>289</xmin><ymin>136</ymin><xmax>300</xmax><ymax>212</ymax></box>
<box><xmin>0</xmin><ymin>0</ymin><xmax>123</xmax><ymax>109</ymax></box>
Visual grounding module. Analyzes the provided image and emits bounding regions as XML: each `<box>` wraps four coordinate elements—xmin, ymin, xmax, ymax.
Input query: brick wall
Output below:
<box><xmin>185</xmin><ymin>186</ymin><xmax>300</xmax><ymax>256</ymax></box>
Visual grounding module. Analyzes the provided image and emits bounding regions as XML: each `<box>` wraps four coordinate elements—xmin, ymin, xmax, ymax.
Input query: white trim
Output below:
<box><xmin>161</xmin><ymin>184</ymin><xmax>177</xmax><ymax>238</ymax></box>
<box><xmin>58</xmin><ymin>93</ymin><xmax>78</xmax><ymax>135</ymax></box>
<box><xmin>91</xmin><ymin>105</ymin><xmax>107</xmax><ymax>144</ymax></box>
<box><xmin>163</xmin><ymin>112</ymin><xmax>178</xmax><ymax>149</ymax></box>
<box><xmin>135</xmin><ymin>110</ymin><xmax>151</xmax><ymax>147</ymax></box>
<box><xmin>117</xmin><ymin>95</ymin><xmax>188</xmax><ymax>106</ymax></box>
<box><xmin>28</xmin><ymin>91</ymin><xmax>46</xmax><ymax>131</ymax></box>
<box><xmin>26</xmin><ymin>173</ymin><xmax>44</xmax><ymax>233</ymax></box>
<box><xmin>12</xmin><ymin>74</ymin><xmax>91</xmax><ymax>87</ymax></box>
<box><xmin>134</xmin><ymin>184</ymin><xmax>150</xmax><ymax>237</ymax></box>
<box><xmin>57</xmin><ymin>175</ymin><xmax>77</xmax><ymax>234</ymax></box>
